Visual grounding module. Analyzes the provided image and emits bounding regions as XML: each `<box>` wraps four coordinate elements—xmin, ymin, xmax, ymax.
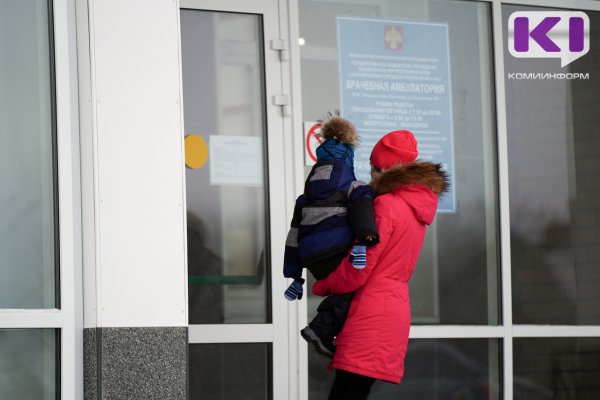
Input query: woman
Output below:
<box><xmin>312</xmin><ymin>129</ymin><xmax>448</xmax><ymax>399</ymax></box>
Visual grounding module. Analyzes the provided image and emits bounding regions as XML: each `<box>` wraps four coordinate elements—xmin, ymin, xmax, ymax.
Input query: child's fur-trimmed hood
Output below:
<box><xmin>370</xmin><ymin>161</ymin><xmax>449</xmax><ymax>197</ymax></box>
<box><xmin>318</xmin><ymin>112</ymin><xmax>359</xmax><ymax>147</ymax></box>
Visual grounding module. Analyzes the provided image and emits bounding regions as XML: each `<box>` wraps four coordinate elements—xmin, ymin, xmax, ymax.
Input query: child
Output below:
<box><xmin>283</xmin><ymin>113</ymin><xmax>379</xmax><ymax>358</ymax></box>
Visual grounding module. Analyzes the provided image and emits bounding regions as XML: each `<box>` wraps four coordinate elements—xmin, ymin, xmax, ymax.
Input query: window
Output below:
<box><xmin>0</xmin><ymin>0</ymin><xmax>80</xmax><ymax>397</ymax></box>
<box><xmin>299</xmin><ymin>0</ymin><xmax>499</xmax><ymax>328</ymax></box>
<box><xmin>0</xmin><ymin>0</ymin><xmax>58</xmax><ymax>310</ymax></box>
<box><xmin>182</xmin><ymin>10</ymin><xmax>271</xmax><ymax>325</ymax></box>
<box><xmin>0</xmin><ymin>329</ymin><xmax>58</xmax><ymax>399</ymax></box>
<box><xmin>0</xmin><ymin>1</ymin><xmax>59</xmax><ymax>397</ymax></box>
<box><xmin>514</xmin><ymin>338</ymin><xmax>600</xmax><ymax>398</ymax></box>
<box><xmin>298</xmin><ymin>1</ymin><xmax>600</xmax><ymax>399</ymax></box>
<box><xmin>298</xmin><ymin>0</ymin><xmax>500</xmax><ymax>397</ymax></box>
<box><xmin>189</xmin><ymin>343</ymin><xmax>272</xmax><ymax>399</ymax></box>
<box><xmin>505</xmin><ymin>5</ymin><xmax>600</xmax><ymax>326</ymax></box>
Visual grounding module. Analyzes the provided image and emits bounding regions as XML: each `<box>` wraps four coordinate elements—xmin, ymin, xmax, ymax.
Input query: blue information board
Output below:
<box><xmin>338</xmin><ymin>17</ymin><xmax>455</xmax><ymax>212</ymax></box>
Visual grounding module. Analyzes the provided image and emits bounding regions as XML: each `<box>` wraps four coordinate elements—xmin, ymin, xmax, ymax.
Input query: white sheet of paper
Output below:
<box><xmin>209</xmin><ymin>135</ymin><xmax>263</xmax><ymax>186</ymax></box>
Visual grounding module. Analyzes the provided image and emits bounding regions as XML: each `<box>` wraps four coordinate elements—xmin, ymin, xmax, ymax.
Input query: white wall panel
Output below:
<box><xmin>88</xmin><ymin>0</ymin><xmax>187</xmax><ymax>327</ymax></box>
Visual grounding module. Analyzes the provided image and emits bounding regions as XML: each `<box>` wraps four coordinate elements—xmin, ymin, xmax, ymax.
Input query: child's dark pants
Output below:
<box><xmin>307</xmin><ymin>251</ymin><xmax>355</xmax><ymax>342</ymax></box>
<box><xmin>309</xmin><ymin>292</ymin><xmax>355</xmax><ymax>343</ymax></box>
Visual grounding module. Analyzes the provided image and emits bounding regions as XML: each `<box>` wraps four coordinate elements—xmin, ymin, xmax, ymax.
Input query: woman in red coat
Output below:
<box><xmin>312</xmin><ymin>130</ymin><xmax>448</xmax><ymax>399</ymax></box>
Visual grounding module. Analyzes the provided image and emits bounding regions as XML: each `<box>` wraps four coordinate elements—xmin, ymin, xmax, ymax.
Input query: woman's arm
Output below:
<box><xmin>312</xmin><ymin>198</ymin><xmax>395</xmax><ymax>295</ymax></box>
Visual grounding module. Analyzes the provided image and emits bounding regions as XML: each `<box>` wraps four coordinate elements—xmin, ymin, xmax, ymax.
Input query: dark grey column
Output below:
<box><xmin>84</xmin><ymin>327</ymin><xmax>187</xmax><ymax>400</ymax></box>
<box><xmin>84</xmin><ymin>329</ymin><xmax>99</xmax><ymax>400</ymax></box>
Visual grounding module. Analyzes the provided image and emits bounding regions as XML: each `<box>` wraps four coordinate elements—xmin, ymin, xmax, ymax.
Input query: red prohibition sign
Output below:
<box><xmin>306</xmin><ymin>123</ymin><xmax>323</xmax><ymax>163</ymax></box>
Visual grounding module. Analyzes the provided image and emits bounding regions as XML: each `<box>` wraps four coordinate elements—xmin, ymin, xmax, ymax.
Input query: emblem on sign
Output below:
<box><xmin>384</xmin><ymin>25</ymin><xmax>403</xmax><ymax>50</ymax></box>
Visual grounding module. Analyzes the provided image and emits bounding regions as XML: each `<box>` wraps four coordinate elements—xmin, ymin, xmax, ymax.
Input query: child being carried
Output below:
<box><xmin>283</xmin><ymin>113</ymin><xmax>379</xmax><ymax>358</ymax></box>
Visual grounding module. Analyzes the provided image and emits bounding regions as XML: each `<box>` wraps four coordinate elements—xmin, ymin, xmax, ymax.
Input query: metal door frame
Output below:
<box><xmin>0</xmin><ymin>0</ymin><xmax>84</xmax><ymax>398</ymax></box>
<box><xmin>180</xmin><ymin>1</ymin><xmax>302</xmax><ymax>398</ymax></box>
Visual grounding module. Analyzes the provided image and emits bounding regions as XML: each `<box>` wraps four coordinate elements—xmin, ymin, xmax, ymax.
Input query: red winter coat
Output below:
<box><xmin>312</xmin><ymin>162</ymin><xmax>447</xmax><ymax>384</ymax></box>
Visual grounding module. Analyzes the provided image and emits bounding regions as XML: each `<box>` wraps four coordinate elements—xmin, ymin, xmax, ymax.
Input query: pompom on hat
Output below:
<box><xmin>370</xmin><ymin>130</ymin><xmax>418</xmax><ymax>169</ymax></box>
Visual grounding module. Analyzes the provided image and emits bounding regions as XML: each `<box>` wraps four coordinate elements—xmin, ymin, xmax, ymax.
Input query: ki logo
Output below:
<box><xmin>508</xmin><ymin>11</ymin><xmax>590</xmax><ymax>67</ymax></box>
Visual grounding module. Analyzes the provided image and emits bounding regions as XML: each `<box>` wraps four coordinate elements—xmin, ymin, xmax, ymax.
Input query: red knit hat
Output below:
<box><xmin>370</xmin><ymin>130</ymin><xmax>418</xmax><ymax>169</ymax></box>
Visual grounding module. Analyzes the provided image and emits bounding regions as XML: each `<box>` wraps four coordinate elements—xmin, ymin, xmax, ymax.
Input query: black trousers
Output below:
<box><xmin>329</xmin><ymin>369</ymin><xmax>376</xmax><ymax>400</ymax></box>
<box><xmin>309</xmin><ymin>292</ymin><xmax>355</xmax><ymax>342</ymax></box>
<box><xmin>307</xmin><ymin>250</ymin><xmax>354</xmax><ymax>342</ymax></box>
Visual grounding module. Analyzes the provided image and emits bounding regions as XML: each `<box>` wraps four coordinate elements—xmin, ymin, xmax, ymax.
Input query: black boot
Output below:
<box><xmin>301</xmin><ymin>325</ymin><xmax>335</xmax><ymax>358</ymax></box>
<box><xmin>302</xmin><ymin>293</ymin><xmax>355</xmax><ymax>359</ymax></box>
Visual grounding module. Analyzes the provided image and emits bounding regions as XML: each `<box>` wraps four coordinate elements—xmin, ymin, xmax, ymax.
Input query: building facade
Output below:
<box><xmin>1</xmin><ymin>0</ymin><xmax>600</xmax><ymax>399</ymax></box>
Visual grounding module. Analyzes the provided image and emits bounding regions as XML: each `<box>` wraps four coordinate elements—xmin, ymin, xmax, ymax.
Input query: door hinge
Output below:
<box><xmin>271</xmin><ymin>39</ymin><xmax>290</xmax><ymax>61</ymax></box>
<box><xmin>272</xmin><ymin>95</ymin><xmax>291</xmax><ymax>116</ymax></box>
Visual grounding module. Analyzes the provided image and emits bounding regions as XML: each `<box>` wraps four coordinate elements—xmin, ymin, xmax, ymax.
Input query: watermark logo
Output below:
<box><xmin>508</xmin><ymin>11</ymin><xmax>589</xmax><ymax>67</ymax></box>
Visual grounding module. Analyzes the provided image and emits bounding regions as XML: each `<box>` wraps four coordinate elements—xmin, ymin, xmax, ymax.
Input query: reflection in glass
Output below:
<box><xmin>504</xmin><ymin>6</ymin><xmax>600</xmax><ymax>325</ymax></box>
<box><xmin>426</xmin><ymin>0</ymin><xmax>501</xmax><ymax>326</ymax></box>
<box><xmin>514</xmin><ymin>338</ymin><xmax>600</xmax><ymax>399</ymax></box>
<box><xmin>308</xmin><ymin>339</ymin><xmax>500</xmax><ymax>400</ymax></box>
<box><xmin>189</xmin><ymin>343</ymin><xmax>271</xmax><ymax>400</ymax></box>
<box><xmin>301</xmin><ymin>2</ymin><xmax>501</xmax><ymax>390</ymax></box>
<box><xmin>0</xmin><ymin>329</ymin><xmax>57</xmax><ymax>399</ymax></box>
<box><xmin>181</xmin><ymin>10</ymin><xmax>270</xmax><ymax>324</ymax></box>
<box><xmin>308</xmin><ymin>344</ymin><xmax>335</xmax><ymax>400</ymax></box>
<box><xmin>300</xmin><ymin>0</ymin><xmax>499</xmax><ymax>327</ymax></box>
<box><xmin>0</xmin><ymin>0</ymin><xmax>57</xmax><ymax>308</ymax></box>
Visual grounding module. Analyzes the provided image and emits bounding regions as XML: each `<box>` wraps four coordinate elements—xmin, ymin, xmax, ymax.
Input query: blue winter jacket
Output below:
<box><xmin>283</xmin><ymin>160</ymin><xmax>379</xmax><ymax>281</ymax></box>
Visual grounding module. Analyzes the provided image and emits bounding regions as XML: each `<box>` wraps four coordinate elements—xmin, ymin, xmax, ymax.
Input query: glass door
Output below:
<box><xmin>0</xmin><ymin>0</ymin><xmax>81</xmax><ymax>398</ymax></box>
<box><xmin>297</xmin><ymin>1</ymin><xmax>501</xmax><ymax>398</ymax></box>
<box><xmin>180</xmin><ymin>1</ymin><xmax>290</xmax><ymax>398</ymax></box>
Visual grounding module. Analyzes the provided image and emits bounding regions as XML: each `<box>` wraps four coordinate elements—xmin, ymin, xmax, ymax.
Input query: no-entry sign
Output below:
<box><xmin>303</xmin><ymin>121</ymin><xmax>323</xmax><ymax>166</ymax></box>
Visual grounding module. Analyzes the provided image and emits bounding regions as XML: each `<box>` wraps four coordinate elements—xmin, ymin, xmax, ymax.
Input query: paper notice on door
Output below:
<box><xmin>209</xmin><ymin>135</ymin><xmax>264</xmax><ymax>186</ymax></box>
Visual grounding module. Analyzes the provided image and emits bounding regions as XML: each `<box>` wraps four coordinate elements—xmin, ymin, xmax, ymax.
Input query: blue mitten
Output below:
<box><xmin>350</xmin><ymin>245</ymin><xmax>367</xmax><ymax>269</ymax></box>
<box><xmin>284</xmin><ymin>278</ymin><xmax>305</xmax><ymax>301</ymax></box>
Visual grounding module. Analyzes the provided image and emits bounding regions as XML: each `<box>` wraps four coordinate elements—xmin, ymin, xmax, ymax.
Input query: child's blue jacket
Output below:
<box><xmin>283</xmin><ymin>160</ymin><xmax>379</xmax><ymax>281</ymax></box>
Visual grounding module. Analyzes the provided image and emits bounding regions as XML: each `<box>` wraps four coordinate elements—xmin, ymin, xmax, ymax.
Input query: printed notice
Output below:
<box><xmin>209</xmin><ymin>135</ymin><xmax>263</xmax><ymax>186</ymax></box>
<box><xmin>338</xmin><ymin>17</ymin><xmax>456</xmax><ymax>212</ymax></box>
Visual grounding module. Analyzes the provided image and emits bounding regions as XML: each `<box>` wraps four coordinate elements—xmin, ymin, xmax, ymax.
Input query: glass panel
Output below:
<box><xmin>300</xmin><ymin>0</ymin><xmax>499</xmax><ymax>327</ymax></box>
<box><xmin>0</xmin><ymin>0</ymin><xmax>57</xmax><ymax>308</ymax></box>
<box><xmin>309</xmin><ymin>339</ymin><xmax>501</xmax><ymax>399</ymax></box>
<box><xmin>307</xmin><ymin>347</ymin><xmax>335</xmax><ymax>399</ymax></box>
<box><xmin>189</xmin><ymin>343</ymin><xmax>271</xmax><ymax>400</ymax></box>
<box><xmin>514</xmin><ymin>338</ymin><xmax>600</xmax><ymax>399</ymax></box>
<box><xmin>504</xmin><ymin>5</ymin><xmax>600</xmax><ymax>324</ymax></box>
<box><xmin>181</xmin><ymin>10</ymin><xmax>270</xmax><ymax>324</ymax></box>
<box><xmin>0</xmin><ymin>329</ymin><xmax>58</xmax><ymax>399</ymax></box>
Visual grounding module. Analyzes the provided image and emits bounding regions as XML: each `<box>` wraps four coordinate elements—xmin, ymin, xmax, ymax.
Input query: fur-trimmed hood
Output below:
<box><xmin>318</xmin><ymin>112</ymin><xmax>358</xmax><ymax>147</ymax></box>
<box><xmin>371</xmin><ymin>162</ymin><xmax>449</xmax><ymax>225</ymax></box>
<box><xmin>371</xmin><ymin>161</ymin><xmax>448</xmax><ymax>197</ymax></box>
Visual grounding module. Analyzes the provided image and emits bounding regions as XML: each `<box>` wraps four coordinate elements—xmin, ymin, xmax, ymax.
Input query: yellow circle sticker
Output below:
<box><xmin>184</xmin><ymin>134</ymin><xmax>208</xmax><ymax>169</ymax></box>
